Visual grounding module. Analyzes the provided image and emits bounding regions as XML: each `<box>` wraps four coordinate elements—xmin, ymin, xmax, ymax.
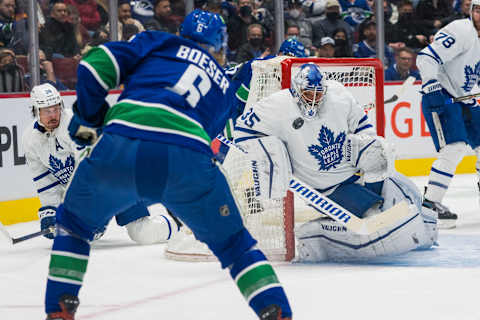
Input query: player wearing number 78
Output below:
<box><xmin>43</xmin><ymin>9</ymin><xmax>292</xmax><ymax>320</ymax></box>
<box><xmin>416</xmin><ymin>0</ymin><xmax>480</xmax><ymax>229</ymax></box>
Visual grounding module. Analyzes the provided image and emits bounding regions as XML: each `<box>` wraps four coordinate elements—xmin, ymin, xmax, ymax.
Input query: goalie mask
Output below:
<box><xmin>30</xmin><ymin>83</ymin><xmax>64</xmax><ymax>129</ymax></box>
<box><xmin>291</xmin><ymin>63</ymin><xmax>327</xmax><ymax>120</ymax></box>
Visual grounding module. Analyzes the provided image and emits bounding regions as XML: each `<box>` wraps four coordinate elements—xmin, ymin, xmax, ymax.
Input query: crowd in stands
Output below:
<box><xmin>0</xmin><ymin>0</ymin><xmax>472</xmax><ymax>92</ymax></box>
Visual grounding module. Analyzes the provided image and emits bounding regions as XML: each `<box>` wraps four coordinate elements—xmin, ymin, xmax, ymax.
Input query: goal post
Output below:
<box><xmin>165</xmin><ymin>57</ymin><xmax>384</xmax><ymax>262</ymax></box>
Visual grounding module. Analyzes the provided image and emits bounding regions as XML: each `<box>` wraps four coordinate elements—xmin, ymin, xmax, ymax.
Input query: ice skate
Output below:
<box><xmin>259</xmin><ymin>304</ymin><xmax>291</xmax><ymax>320</ymax></box>
<box><xmin>422</xmin><ymin>199</ymin><xmax>457</xmax><ymax>229</ymax></box>
<box><xmin>46</xmin><ymin>294</ymin><xmax>79</xmax><ymax>320</ymax></box>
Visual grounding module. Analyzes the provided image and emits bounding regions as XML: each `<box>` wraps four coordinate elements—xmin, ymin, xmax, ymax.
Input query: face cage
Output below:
<box><xmin>297</xmin><ymin>86</ymin><xmax>326</xmax><ymax>119</ymax></box>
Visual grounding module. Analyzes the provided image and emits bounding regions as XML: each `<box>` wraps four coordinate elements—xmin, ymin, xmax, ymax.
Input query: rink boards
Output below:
<box><xmin>0</xmin><ymin>83</ymin><xmax>477</xmax><ymax>225</ymax></box>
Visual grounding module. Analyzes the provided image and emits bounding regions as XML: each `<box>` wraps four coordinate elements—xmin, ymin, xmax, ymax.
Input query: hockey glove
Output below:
<box><xmin>68</xmin><ymin>114</ymin><xmax>102</xmax><ymax>146</ymax></box>
<box><xmin>421</xmin><ymin>80</ymin><xmax>450</xmax><ymax>114</ymax></box>
<box><xmin>38</xmin><ymin>206</ymin><xmax>56</xmax><ymax>239</ymax></box>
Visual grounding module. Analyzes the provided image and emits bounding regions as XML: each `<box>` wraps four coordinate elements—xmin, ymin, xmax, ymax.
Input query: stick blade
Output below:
<box><xmin>0</xmin><ymin>221</ymin><xmax>13</xmax><ymax>247</ymax></box>
<box><xmin>363</xmin><ymin>201</ymin><xmax>412</xmax><ymax>234</ymax></box>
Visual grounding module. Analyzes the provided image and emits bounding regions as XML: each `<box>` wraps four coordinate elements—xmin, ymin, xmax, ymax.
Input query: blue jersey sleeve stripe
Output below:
<box><xmin>37</xmin><ymin>181</ymin><xmax>61</xmax><ymax>193</ymax></box>
<box><xmin>358</xmin><ymin>114</ymin><xmax>368</xmax><ymax>125</ymax></box>
<box><xmin>355</xmin><ymin>140</ymin><xmax>376</xmax><ymax>167</ymax></box>
<box><xmin>33</xmin><ymin>170</ymin><xmax>51</xmax><ymax>181</ymax></box>
<box><xmin>354</xmin><ymin>124</ymin><xmax>373</xmax><ymax>134</ymax></box>
<box><xmin>418</xmin><ymin>45</ymin><xmax>443</xmax><ymax>65</ymax></box>
<box><xmin>234</xmin><ymin>126</ymin><xmax>267</xmax><ymax>136</ymax></box>
<box><xmin>78</xmin><ymin>61</ymin><xmax>109</xmax><ymax>92</ymax></box>
<box><xmin>99</xmin><ymin>45</ymin><xmax>121</xmax><ymax>88</ymax></box>
<box><xmin>258</xmin><ymin>139</ymin><xmax>274</xmax><ymax>198</ymax></box>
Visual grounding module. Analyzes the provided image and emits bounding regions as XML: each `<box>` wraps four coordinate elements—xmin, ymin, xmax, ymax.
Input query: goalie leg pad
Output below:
<box><xmin>237</xmin><ymin>136</ymin><xmax>292</xmax><ymax>200</ymax></box>
<box><xmin>296</xmin><ymin>204</ymin><xmax>427</xmax><ymax>262</ymax></box>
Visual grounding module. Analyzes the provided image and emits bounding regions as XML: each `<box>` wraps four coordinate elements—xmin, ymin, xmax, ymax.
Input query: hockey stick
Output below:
<box><xmin>384</xmin><ymin>76</ymin><xmax>417</xmax><ymax>105</ymax></box>
<box><xmin>216</xmin><ymin>134</ymin><xmax>412</xmax><ymax>235</ymax></box>
<box><xmin>362</xmin><ymin>76</ymin><xmax>417</xmax><ymax>112</ymax></box>
<box><xmin>451</xmin><ymin>92</ymin><xmax>480</xmax><ymax>103</ymax></box>
<box><xmin>0</xmin><ymin>221</ymin><xmax>54</xmax><ymax>246</ymax></box>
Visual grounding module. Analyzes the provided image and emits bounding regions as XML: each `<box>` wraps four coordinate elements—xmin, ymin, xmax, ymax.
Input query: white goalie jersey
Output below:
<box><xmin>22</xmin><ymin>109</ymin><xmax>84</xmax><ymax>207</ymax></box>
<box><xmin>417</xmin><ymin>19</ymin><xmax>480</xmax><ymax>97</ymax></box>
<box><xmin>234</xmin><ymin>80</ymin><xmax>375</xmax><ymax>191</ymax></box>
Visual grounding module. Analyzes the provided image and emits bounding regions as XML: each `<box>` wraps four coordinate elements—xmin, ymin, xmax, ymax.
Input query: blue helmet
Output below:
<box><xmin>180</xmin><ymin>9</ymin><xmax>227</xmax><ymax>53</ymax></box>
<box><xmin>279</xmin><ymin>38</ymin><xmax>307</xmax><ymax>58</ymax></box>
<box><xmin>291</xmin><ymin>63</ymin><xmax>327</xmax><ymax>119</ymax></box>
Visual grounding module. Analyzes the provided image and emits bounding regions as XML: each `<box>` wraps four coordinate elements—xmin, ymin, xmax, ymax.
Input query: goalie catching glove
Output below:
<box><xmin>344</xmin><ymin>133</ymin><xmax>395</xmax><ymax>183</ymax></box>
<box><xmin>237</xmin><ymin>136</ymin><xmax>292</xmax><ymax>200</ymax></box>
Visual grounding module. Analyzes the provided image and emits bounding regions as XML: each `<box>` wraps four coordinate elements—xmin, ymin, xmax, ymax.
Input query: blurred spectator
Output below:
<box><xmin>81</xmin><ymin>27</ymin><xmax>108</xmax><ymax>55</ymax></box>
<box><xmin>39</xmin><ymin>1</ymin><xmax>81</xmax><ymax>60</ymax></box>
<box><xmin>333</xmin><ymin>27</ymin><xmax>353</xmax><ymax>56</ymax></box>
<box><xmin>442</xmin><ymin>0</ymin><xmax>471</xmax><ymax>25</ymax></box>
<box><xmin>384</xmin><ymin>47</ymin><xmax>421</xmax><ymax>81</ymax></box>
<box><xmin>106</xmin><ymin>0</ymin><xmax>145</xmax><ymax>41</ymax></box>
<box><xmin>24</xmin><ymin>49</ymin><xmax>68</xmax><ymax>90</ymax></box>
<box><xmin>252</xmin><ymin>0</ymin><xmax>274</xmax><ymax>36</ymax></box>
<box><xmin>227</xmin><ymin>0</ymin><xmax>261</xmax><ymax>52</ymax></box>
<box><xmin>317</xmin><ymin>36</ymin><xmax>335</xmax><ymax>57</ymax></box>
<box><xmin>95</xmin><ymin>0</ymin><xmax>109</xmax><ymax>26</ymax></box>
<box><xmin>144</xmin><ymin>0</ymin><xmax>178</xmax><ymax>33</ymax></box>
<box><xmin>386</xmin><ymin>0</ymin><xmax>429</xmax><ymax>51</ymax></box>
<box><xmin>64</xmin><ymin>0</ymin><xmax>101</xmax><ymax>31</ymax></box>
<box><xmin>367</xmin><ymin>0</ymin><xmax>398</xmax><ymax>24</ymax></box>
<box><xmin>338</xmin><ymin>0</ymin><xmax>372</xmax><ymax>28</ymax></box>
<box><xmin>130</xmin><ymin>0</ymin><xmax>154</xmax><ymax>24</ymax></box>
<box><xmin>303</xmin><ymin>0</ymin><xmax>328</xmax><ymax>17</ymax></box>
<box><xmin>235</xmin><ymin>23</ymin><xmax>270</xmax><ymax>63</ymax></box>
<box><xmin>285</xmin><ymin>23</ymin><xmax>300</xmax><ymax>40</ymax></box>
<box><xmin>0</xmin><ymin>0</ymin><xmax>29</xmax><ymax>54</ymax></box>
<box><xmin>122</xmin><ymin>23</ymin><xmax>140</xmax><ymax>40</ymax></box>
<box><xmin>285</xmin><ymin>0</ymin><xmax>314</xmax><ymax>50</ymax></box>
<box><xmin>415</xmin><ymin>0</ymin><xmax>452</xmax><ymax>32</ymax></box>
<box><xmin>0</xmin><ymin>48</ymin><xmax>25</xmax><ymax>92</ymax></box>
<box><xmin>354</xmin><ymin>18</ymin><xmax>394</xmax><ymax>67</ymax></box>
<box><xmin>67</xmin><ymin>4</ymin><xmax>91</xmax><ymax>49</ymax></box>
<box><xmin>311</xmin><ymin>0</ymin><xmax>353</xmax><ymax>49</ymax></box>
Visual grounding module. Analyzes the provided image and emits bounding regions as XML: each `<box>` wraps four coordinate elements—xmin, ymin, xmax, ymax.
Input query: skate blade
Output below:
<box><xmin>437</xmin><ymin>219</ymin><xmax>456</xmax><ymax>229</ymax></box>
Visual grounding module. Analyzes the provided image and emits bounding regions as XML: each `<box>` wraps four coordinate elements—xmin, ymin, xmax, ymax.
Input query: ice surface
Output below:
<box><xmin>1</xmin><ymin>174</ymin><xmax>480</xmax><ymax>319</ymax></box>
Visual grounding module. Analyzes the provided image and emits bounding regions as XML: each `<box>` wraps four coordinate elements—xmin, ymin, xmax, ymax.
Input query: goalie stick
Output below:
<box><xmin>216</xmin><ymin>134</ymin><xmax>413</xmax><ymax>235</ymax></box>
<box><xmin>0</xmin><ymin>221</ymin><xmax>54</xmax><ymax>246</ymax></box>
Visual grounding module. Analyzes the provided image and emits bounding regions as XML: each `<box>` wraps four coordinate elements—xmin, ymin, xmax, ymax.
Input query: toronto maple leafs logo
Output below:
<box><xmin>308</xmin><ymin>126</ymin><xmax>346</xmax><ymax>171</ymax></box>
<box><xmin>48</xmin><ymin>155</ymin><xmax>75</xmax><ymax>184</ymax></box>
<box><xmin>462</xmin><ymin>61</ymin><xmax>480</xmax><ymax>92</ymax></box>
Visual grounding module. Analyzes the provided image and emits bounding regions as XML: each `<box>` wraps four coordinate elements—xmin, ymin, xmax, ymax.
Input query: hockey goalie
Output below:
<box><xmin>234</xmin><ymin>63</ymin><xmax>438</xmax><ymax>262</ymax></box>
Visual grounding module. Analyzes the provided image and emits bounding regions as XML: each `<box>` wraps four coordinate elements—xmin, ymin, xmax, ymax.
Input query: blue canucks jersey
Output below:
<box><xmin>76</xmin><ymin>31</ymin><xmax>233</xmax><ymax>155</ymax></box>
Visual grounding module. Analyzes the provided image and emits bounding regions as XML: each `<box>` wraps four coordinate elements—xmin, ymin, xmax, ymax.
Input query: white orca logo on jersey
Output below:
<box><xmin>48</xmin><ymin>154</ymin><xmax>75</xmax><ymax>184</ymax></box>
<box><xmin>462</xmin><ymin>61</ymin><xmax>480</xmax><ymax>92</ymax></box>
<box><xmin>308</xmin><ymin>126</ymin><xmax>346</xmax><ymax>171</ymax></box>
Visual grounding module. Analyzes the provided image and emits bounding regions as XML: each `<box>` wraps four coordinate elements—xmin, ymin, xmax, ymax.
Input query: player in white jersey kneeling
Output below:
<box><xmin>22</xmin><ymin>83</ymin><xmax>178</xmax><ymax>244</ymax></box>
<box><xmin>416</xmin><ymin>0</ymin><xmax>480</xmax><ymax>229</ymax></box>
<box><xmin>234</xmin><ymin>63</ymin><xmax>438</xmax><ymax>262</ymax></box>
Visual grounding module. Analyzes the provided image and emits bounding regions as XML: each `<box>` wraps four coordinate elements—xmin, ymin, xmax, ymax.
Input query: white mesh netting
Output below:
<box><xmin>165</xmin><ymin>57</ymin><xmax>381</xmax><ymax>262</ymax></box>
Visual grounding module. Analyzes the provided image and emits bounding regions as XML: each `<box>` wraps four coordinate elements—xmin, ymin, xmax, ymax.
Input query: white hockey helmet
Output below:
<box><xmin>290</xmin><ymin>63</ymin><xmax>327</xmax><ymax>120</ymax></box>
<box><xmin>30</xmin><ymin>83</ymin><xmax>63</xmax><ymax>119</ymax></box>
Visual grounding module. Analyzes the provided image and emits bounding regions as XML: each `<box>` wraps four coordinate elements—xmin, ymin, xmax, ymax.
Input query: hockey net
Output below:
<box><xmin>165</xmin><ymin>57</ymin><xmax>384</xmax><ymax>262</ymax></box>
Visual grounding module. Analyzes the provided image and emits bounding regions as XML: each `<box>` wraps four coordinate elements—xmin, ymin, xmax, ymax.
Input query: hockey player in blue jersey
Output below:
<box><xmin>43</xmin><ymin>10</ymin><xmax>292</xmax><ymax>320</ymax></box>
<box><xmin>417</xmin><ymin>0</ymin><xmax>480</xmax><ymax>229</ymax></box>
